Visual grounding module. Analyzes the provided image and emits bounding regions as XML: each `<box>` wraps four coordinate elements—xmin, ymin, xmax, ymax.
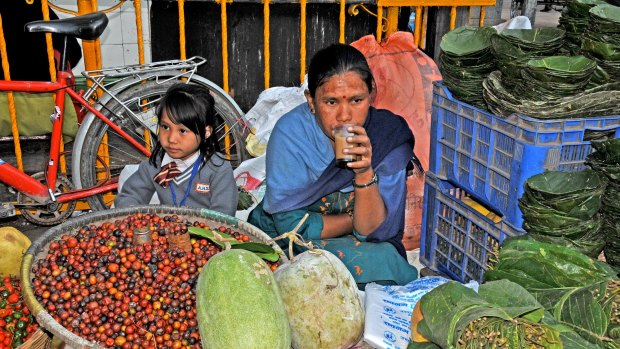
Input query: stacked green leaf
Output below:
<box><xmin>513</xmin><ymin>55</ymin><xmax>597</xmax><ymax>100</ymax></box>
<box><xmin>518</xmin><ymin>170</ymin><xmax>607</xmax><ymax>257</ymax></box>
<box><xmin>586</xmin><ymin>138</ymin><xmax>620</xmax><ymax>269</ymax></box>
<box><xmin>408</xmin><ymin>280</ymin><xmax>564</xmax><ymax>349</ymax></box>
<box><xmin>439</xmin><ymin>26</ymin><xmax>496</xmax><ymax>109</ymax></box>
<box><xmin>559</xmin><ymin>0</ymin><xmax>608</xmax><ymax>54</ymax></box>
<box><xmin>490</xmin><ymin>28</ymin><xmax>565</xmax><ymax>83</ymax></box>
<box><xmin>581</xmin><ymin>4</ymin><xmax>620</xmax><ymax>86</ymax></box>
<box><xmin>484</xmin><ymin>237</ymin><xmax>620</xmax><ymax>349</ymax></box>
<box><xmin>590</xmin><ymin>4</ymin><xmax>620</xmax><ymax>33</ymax></box>
<box><xmin>482</xmin><ymin>70</ymin><xmax>620</xmax><ymax>119</ymax></box>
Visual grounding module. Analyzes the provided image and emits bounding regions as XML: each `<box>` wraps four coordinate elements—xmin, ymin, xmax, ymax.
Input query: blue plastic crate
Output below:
<box><xmin>420</xmin><ymin>172</ymin><xmax>524</xmax><ymax>283</ymax></box>
<box><xmin>430</xmin><ymin>81</ymin><xmax>620</xmax><ymax>229</ymax></box>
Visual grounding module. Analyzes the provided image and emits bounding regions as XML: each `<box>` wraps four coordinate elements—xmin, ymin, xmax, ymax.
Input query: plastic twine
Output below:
<box><xmin>272</xmin><ymin>213</ymin><xmax>318</xmax><ymax>261</ymax></box>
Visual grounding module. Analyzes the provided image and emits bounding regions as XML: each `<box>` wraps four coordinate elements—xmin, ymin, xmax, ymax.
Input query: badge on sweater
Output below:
<box><xmin>195</xmin><ymin>183</ymin><xmax>210</xmax><ymax>193</ymax></box>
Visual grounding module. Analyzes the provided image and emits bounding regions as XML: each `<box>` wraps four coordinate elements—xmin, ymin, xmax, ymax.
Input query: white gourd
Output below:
<box><xmin>274</xmin><ymin>249</ymin><xmax>364</xmax><ymax>349</ymax></box>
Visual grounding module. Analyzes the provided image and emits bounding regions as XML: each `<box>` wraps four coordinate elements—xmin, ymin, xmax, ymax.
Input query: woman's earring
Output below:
<box><xmin>309</xmin><ymin>105</ymin><xmax>315</xmax><ymax>114</ymax></box>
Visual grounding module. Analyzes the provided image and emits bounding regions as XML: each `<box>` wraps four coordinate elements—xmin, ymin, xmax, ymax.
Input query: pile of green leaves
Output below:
<box><xmin>518</xmin><ymin>170</ymin><xmax>607</xmax><ymax>257</ymax></box>
<box><xmin>408</xmin><ymin>280</ymin><xmax>565</xmax><ymax>349</ymax></box>
<box><xmin>188</xmin><ymin>226</ymin><xmax>279</xmax><ymax>262</ymax></box>
<box><xmin>586</xmin><ymin>138</ymin><xmax>620</xmax><ymax>269</ymax></box>
<box><xmin>485</xmin><ymin>237</ymin><xmax>620</xmax><ymax>348</ymax></box>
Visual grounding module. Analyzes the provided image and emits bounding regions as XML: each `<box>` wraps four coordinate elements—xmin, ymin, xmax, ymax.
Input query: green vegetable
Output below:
<box><xmin>196</xmin><ymin>249</ymin><xmax>291</xmax><ymax>349</ymax></box>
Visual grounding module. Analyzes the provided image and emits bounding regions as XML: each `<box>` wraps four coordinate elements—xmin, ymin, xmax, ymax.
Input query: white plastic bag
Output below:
<box><xmin>493</xmin><ymin>16</ymin><xmax>532</xmax><ymax>33</ymax></box>
<box><xmin>244</xmin><ymin>84</ymin><xmax>307</xmax><ymax>157</ymax></box>
<box><xmin>233</xmin><ymin>156</ymin><xmax>267</xmax><ymax>220</ymax></box>
<box><xmin>363</xmin><ymin>277</ymin><xmax>479</xmax><ymax>349</ymax></box>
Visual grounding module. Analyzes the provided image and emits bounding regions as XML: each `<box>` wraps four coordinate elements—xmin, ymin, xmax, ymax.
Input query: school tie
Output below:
<box><xmin>153</xmin><ymin>162</ymin><xmax>182</xmax><ymax>188</ymax></box>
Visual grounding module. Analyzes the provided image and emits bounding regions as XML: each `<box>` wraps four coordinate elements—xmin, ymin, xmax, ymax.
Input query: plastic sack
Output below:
<box><xmin>351</xmin><ymin>32</ymin><xmax>441</xmax><ymax>250</ymax></box>
<box><xmin>234</xmin><ymin>156</ymin><xmax>267</xmax><ymax>220</ymax></box>
<box><xmin>363</xmin><ymin>277</ymin><xmax>479</xmax><ymax>349</ymax></box>
<box><xmin>0</xmin><ymin>92</ymin><xmax>78</xmax><ymax>140</ymax></box>
<box><xmin>244</xmin><ymin>85</ymin><xmax>307</xmax><ymax>157</ymax></box>
<box><xmin>493</xmin><ymin>16</ymin><xmax>532</xmax><ymax>33</ymax></box>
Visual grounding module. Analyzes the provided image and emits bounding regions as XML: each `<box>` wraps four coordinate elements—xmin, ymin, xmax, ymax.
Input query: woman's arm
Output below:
<box><xmin>351</xmin><ymin>169</ymin><xmax>386</xmax><ymax>235</ymax></box>
<box><xmin>343</xmin><ymin>125</ymin><xmax>388</xmax><ymax>235</ymax></box>
<box><xmin>320</xmin><ymin>213</ymin><xmax>355</xmax><ymax>238</ymax></box>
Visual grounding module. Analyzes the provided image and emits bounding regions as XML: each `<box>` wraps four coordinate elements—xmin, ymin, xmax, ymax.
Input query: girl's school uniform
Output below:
<box><xmin>114</xmin><ymin>152</ymin><xmax>238</xmax><ymax>216</ymax></box>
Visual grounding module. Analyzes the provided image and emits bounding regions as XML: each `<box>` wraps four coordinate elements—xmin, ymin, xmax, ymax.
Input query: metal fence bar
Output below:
<box><xmin>264</xmin><ymin>0</ymin><xmax>271</xmax><ymax>88</ymax></box>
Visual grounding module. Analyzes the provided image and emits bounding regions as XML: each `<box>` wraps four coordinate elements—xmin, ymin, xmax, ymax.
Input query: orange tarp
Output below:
<box><xmin>352</xmin><ymin>31</ymin><xmax>442</xmax><ymax>250</ymax></box>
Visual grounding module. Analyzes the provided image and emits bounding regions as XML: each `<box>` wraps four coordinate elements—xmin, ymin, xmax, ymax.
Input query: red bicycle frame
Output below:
<box><xmin>0</xmin><ymin>70</ymin><xmax>150</xmax><ymax>204</ymax></box>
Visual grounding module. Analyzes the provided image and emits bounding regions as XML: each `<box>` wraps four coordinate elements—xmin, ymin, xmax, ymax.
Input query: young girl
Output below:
<box><xmin>114</xmin><ymin>83</ymin><xmax>238</xmax><ymax>216</ymax></box>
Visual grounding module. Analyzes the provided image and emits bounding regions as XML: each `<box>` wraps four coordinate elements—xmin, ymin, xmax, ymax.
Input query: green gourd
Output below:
<box><xmin>196</xmin><ymin>249</ymin><xmax>291</xmax><ymax>349</ymax></box>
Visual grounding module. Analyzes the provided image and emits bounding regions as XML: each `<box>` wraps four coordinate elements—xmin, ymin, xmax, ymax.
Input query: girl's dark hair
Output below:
<box><xmin>149</xmin><ymin>83</ymin><xmax>221</xmax><ymax>168</ymax></box>
<box><xmin>307</xmin><ymin>43</ymin><xmax>374</xmax><ymax>98</ymax></box>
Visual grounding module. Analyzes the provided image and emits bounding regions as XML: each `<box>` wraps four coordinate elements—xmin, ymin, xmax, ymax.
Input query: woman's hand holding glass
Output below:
<box><xmin>342</xmin><ymin>125</ymin><xmax>373</xmax><ymax>175</ymax></box>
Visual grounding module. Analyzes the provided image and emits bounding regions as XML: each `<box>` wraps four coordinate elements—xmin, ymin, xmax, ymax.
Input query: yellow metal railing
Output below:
<box><xmin>2</xmin><ymin>0</ymin><xmax>494</xmax><ymax>174</ymax></box>
<box><xmin>376</xmin><ymin>0</ymin><xmax>496</xmax><ymax>43</ymax></box>
<box><xmin>0</xmin><ymin>15</ymin><xmax>23</xmax><ymax>172</ymax></box>
<box><xmin>177</xmin><ymin>0</ymin><xmax>494</xmax><ymax>86</ymax></box>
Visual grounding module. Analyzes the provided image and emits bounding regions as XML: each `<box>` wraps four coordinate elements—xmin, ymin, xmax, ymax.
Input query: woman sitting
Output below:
<box><xmin>248</xmin><ymin>43</ymin><xmax>419</xmax><ymax>287</ymax></box>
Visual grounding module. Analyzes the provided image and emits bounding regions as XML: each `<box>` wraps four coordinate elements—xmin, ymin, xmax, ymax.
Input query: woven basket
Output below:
<box><xmin>17</xmin><ymin>328</ymin><xmax>52</xmax><ymax>349</ymax></box>
<box><xmin>20</xmin><ymin>206</ymin><xmax>287</xmax><ymax>349</ymax></box>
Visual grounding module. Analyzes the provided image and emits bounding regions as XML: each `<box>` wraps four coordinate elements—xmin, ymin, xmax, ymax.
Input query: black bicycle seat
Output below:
<box><xmin>25</xmin><ymin>11</ymin><xmax>108</xmax><ymax>41</ymax></box>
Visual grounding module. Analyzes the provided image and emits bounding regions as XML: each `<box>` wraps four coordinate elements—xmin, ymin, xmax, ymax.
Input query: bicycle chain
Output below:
<box><xmin>17</xmin><ymin>172</ymin><xmax>76</xmax><ymax>226</ymax></box>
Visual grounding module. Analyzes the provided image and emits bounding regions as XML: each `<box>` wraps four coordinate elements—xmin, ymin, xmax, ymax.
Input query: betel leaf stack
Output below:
<box><xmin>581</xmin><ymin>3</ymin><xmax>620</xmax><ymax>86</ymax></box>
<box><xmin>518</xmin><ymin>170</ymin><xmax>607</xmax><ymax>257</ymax></box>
<box><xmin>490</xmin><ymin>28</ymin><xmax>565</xmax><ymax>85</ymax></box>
<box><xmin>484</xmin><ymin>238</ymin><xmax>620</xmax><ymax>349</ymax></box>
<box><xmin>438</xmin><ymin>26</ymin><xmax>496</xmax><ymax>109</ymax></box>
<box><xmin>408</xmin><ymin>280</ymin><xmax>565</xmax><ymax>349</ymax></box>
<box><xmin>513</xmin><ymin>55</ymin><xmax>597</xmax><ymax>100</ymax></box>
<box><xmin>587</xmin><ymin>138</ymin><xmax>620</xmax><ymax>269</ymax></box>
<box><xmin>559</xmin><ymin>0</ymin><xmax>608</xmax><ymax>54</ymax></box>
<box><xmin>482</xmin><ymin>70</ymin><xmax>620</xmax><ymax>119</ymax></box>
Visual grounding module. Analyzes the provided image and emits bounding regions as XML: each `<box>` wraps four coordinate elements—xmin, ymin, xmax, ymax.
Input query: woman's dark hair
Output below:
<box><xmin>149</xmin><ymin>83</ymin><xmax>221</xmax><ymax>167</ymax></box>
<box><xmin>307</xmin><ymin>43</ymin><xmax>374</xmax><ymax>98</ymax></box>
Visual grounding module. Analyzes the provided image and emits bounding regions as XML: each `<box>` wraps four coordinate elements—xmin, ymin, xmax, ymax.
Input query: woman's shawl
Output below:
<box><xmin>264</xmin><ymin>103</ymin><xmax>414</xmax><ymax>214</ymax></box>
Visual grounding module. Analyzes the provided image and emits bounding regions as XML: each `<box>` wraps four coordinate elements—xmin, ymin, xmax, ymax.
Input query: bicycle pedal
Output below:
<box><xmin>0</xmin><ymin>203</ymin><xmax>16</xmax><ymax>219</ymax></box>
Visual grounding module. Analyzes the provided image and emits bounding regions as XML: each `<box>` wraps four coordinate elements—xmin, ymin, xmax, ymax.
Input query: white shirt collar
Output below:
<box><xmin>161</xmin><ymin>151</ymin><xmax>200</xmax><ymax>172</ymax></box>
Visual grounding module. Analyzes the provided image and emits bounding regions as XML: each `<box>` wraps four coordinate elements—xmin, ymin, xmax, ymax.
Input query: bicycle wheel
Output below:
<box><xmin>78</xmin><ymin>79</ymin><xmax>249</xmax><ymax>211</ymax></box>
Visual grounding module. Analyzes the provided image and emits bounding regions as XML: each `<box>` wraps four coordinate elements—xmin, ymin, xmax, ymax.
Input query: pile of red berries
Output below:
<box><xmin>0</xmin><ymin>276</ymin><xmax>40</xmax><ymax>348</ymax></box>
<box><xmin>31</xmin><ymin>213</ymin><xmax>253</xmax><ymax>349</ymax></box>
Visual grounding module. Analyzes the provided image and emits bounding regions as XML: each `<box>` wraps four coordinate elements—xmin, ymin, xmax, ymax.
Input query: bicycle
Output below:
<box><xmin>0</xmin><ymin>11</ymin><xmax>250</xmax><ymax>226</ymax></box>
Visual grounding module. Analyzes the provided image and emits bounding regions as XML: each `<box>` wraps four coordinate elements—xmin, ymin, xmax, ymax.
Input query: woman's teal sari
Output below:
<box><xmin>250</xmin><ymin>191</ymin><xmax>418</xmax><ymax>286</ymax></box>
